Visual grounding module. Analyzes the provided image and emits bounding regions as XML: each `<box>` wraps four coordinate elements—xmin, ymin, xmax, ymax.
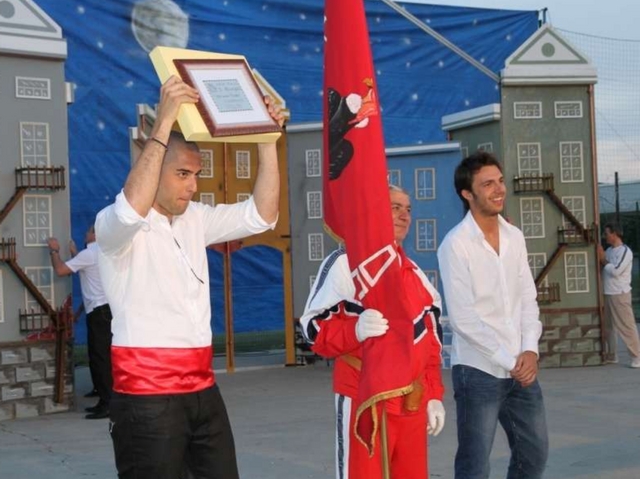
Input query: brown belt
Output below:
<box><xmin>340</xmin><ymin>354</ymin><xmax>424</xmax><ymax>412</ymax></box>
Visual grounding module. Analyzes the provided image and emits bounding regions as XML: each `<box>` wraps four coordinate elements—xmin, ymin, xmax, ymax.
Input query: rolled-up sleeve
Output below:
<box><xmin>201</xmin><ymin>196</ymin><xmax>276</xmax><ymax>246</ymax></box>
<box><xmin>96</xmin><ymin>191</ymin><xmax>147</xmax><ymax>257</ymax></box>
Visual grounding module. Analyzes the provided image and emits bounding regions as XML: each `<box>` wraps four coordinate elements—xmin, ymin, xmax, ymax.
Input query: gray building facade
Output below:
<box><xmin>0</xmin><ymin>0</ymin><xmax>73</xmax><ymax>420</ymax></box>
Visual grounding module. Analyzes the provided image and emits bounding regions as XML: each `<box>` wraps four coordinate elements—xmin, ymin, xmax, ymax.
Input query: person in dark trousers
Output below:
<box><xmin>48</xmin><ymin>225</ymin><xmax>112</xmax><ymax>419</ymax></box>
<box><xmin>96</xmin><ymin>76</ymin><xmax>283</xmax><ymax>479</ymax></box>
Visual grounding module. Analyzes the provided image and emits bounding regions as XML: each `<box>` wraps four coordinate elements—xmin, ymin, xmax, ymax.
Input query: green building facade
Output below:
<box><xmin>442</xmin><ymin>25</ymin><xmax>603</xmax><ymax>368</ymax></box>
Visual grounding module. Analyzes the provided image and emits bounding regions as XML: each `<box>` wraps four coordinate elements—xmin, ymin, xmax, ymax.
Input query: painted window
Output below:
<box><xmin>424</xmin><ymin>270</ymin><xmax>438</xmax><ymax>290</ymax></box>
<box><xmin>388</xmin><ymin>169</ymin><xmax>401</xmax><ymax>187</ymax></box>
<box><xmin>520</xmin><ymin>197</ymin><xmax>545</xmax><ymax>239</ymax></box>
<box><xmin>305</xmin><ymin>149</ymin><xmax>322</xmax><ymax>177</ymax></box>
<box><xmin>24</xmin><ymin>267</ymin><xmax>54</xmax><ymax>312</ymax></box>
<box><xmin>199</xmin><ymin>193</ymin><xmax>215</xmax><ymax>206</ymax></box>
<box><xmin>559</xmin><ymin>141</ymin><xmax>584</xmax><ymax>183</ymax></box>
<box><xmin>415</xmin><ymin>168</ymin><xmax>435</xmax><ymax>200</ymax></box>
<box><xmin>561</xmin><ymin>196</ymin><xmax>586</xmax><ymax>229</ymax></box>
<box><xmin>307</xmin><ymin>191</ymin><xmax>323</xmax><ymax>219</ymax></box>
<box><xmin>308</xmin><ymin>233</ymin><xmax>324</xmax><ymax>261</ymax></box>
<box><xmin>20</xmin><ymin>122</ymin><xmax>50</xmax><ymax>167</ymax></box>
<box><xmin>461</xmin><ymin>146</ymin><xmax>469</xmax><ymax>158</ymax></box>
<box><xmin>237</xmin><ymin>193</ymin><xmax>250</xmax><ymax>202</ymax></box>
<box><xmin>236</xmin><ymin>150</ymin><xmax>251</xmax><ymax>178</ymax></box>
<box><xmin>514</xmin><ymin>101</ymin><xmax>542</xmax><ymax>119</ymax></box>
<box><xmin>416</xmin><ymin>219</ymin><xmax>437</xmax><ymax>251</ymax></box>
<box><xmin>528</xmin><ymin>253</ymin><xmax>548</xmax><ymax>286</ymax></box>
<box><xmin>15</xmin><ymin>77</ymin><xmax>51</xmax><ymax>100</ymax></box>
<box><xmin>555</xmin><ymin>101</ymin><xmax>582</xmax><ymax>118</ymax></box>
<box><xmin>517</xmin><ymin>142</ymin><xmax>542</xmax><ymax>177</ymax></box>
<box><xmin>23</xmin><ymin>195</ymin><xmax>52</xmax><ymax>246</ymax></box>
<box><xmin>477</xmin><ymin>142</ymin><xmax>493</xmax><ymax>153</ymax></box>
<box><xmin>564</xmin><ymin>252</ymin><xmax>589</xmax><ymax>293</ymax></box>
<box><xmin>200</xmin><ymin>149</ymin><xmax>214</xmax><ymax>178</ymax></box>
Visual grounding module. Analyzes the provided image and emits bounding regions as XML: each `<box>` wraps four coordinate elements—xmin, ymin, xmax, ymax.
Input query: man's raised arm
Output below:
<box><xmin>123</xmin><ymin>76</ymin><xmax>199</xmax><ymax>217</ymax></box>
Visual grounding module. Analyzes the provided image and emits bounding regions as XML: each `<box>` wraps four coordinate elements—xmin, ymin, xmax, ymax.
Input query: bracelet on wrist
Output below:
<box><xmin>49</xmin><ymin>249</ymin><xmax>59</xmax><ymax>255</ymax></box>
<box><xmin>150</xmin><ymin>136</ymin><xmax>168</xmax><ymax>150</ymax></box>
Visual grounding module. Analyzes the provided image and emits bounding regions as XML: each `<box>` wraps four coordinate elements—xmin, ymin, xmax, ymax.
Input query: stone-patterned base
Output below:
<box><xmin>442</xmin><ymin>310</ymin><xmax>604</xmax><ymax>370</ymax></box>
<box><xmin>539</xmin><ymin>309</ymin><xmax>603</xmax><ymax>368</ymax></box>
<box><xmin>0</xmin><ymin>340</ymin><xmax>74</xmax><ymax>422</ymax></box>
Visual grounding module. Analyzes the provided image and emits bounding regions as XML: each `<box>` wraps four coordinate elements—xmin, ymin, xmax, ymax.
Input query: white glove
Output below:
<box><xmin>427</xmin><ymin>399</ymin><xmax>445</xmax><ymax>436</ymax></box>
<box><xmin>355</xmin><ymin>309</ymin><xmax>389</xmax><ymax>342</ymax></box>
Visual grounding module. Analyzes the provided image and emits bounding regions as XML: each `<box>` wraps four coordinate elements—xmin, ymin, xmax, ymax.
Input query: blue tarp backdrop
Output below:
<box><xmin>36</xmin><ymin>0</ymin><xmax>537</xmax><ymax>343</ymax></box>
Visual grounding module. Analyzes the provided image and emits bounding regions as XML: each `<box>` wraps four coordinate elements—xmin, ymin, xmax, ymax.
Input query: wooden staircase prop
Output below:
<box><xmin>536</xmin><ymin>282</ymin><xmax>561</xmax><ymax>304</ymax></box>
<box><xmin>514</xmin><ymin>173</ymin><xmax>598</xmax><ymax>305</ymax></box>
<box><xmin>0</xmin><ymin>166</ymin><xmax>66</xmax><ymax>225</ymax></box>
<box><xmin>0</xmin><ymin>166</ymin><xmax>68</xmax><ymax>402</ymax></box>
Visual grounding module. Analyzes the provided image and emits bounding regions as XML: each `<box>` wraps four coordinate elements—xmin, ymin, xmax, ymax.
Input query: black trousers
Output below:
<box><xmin>86</xmin><ymin>303</ymin><xmax>113</xmax><ymax>406</ymax></box>
<box><xmin>109</xmin><ymin>384</ymin><xmax>239</xmax><ymax>479</ymax></box>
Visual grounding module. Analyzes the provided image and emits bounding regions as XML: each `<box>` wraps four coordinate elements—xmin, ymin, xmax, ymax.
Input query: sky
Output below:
<box><xmin>406</xmin><ymin>0</ymin><xmax>640</xmax><ymax>40</ymax></box>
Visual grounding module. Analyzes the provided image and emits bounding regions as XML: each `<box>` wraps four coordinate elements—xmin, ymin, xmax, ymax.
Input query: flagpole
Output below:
<box><xmin>380</xmin><ymin>404</ymin><xmax>391</xmax><ymax>479</ymax></box>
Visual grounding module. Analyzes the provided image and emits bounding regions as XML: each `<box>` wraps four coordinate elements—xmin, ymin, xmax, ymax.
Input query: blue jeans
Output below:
<box><xmin>452</xmin><ymin>365</ymin><xmax>548</xmax><ymax>479</ymax></box>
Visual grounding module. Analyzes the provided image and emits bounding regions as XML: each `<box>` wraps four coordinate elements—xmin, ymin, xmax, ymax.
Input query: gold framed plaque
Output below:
<box><xmin>174</xmin><ymin>59</ymin><xmax>282</xmax><ymax>138</ymax></box>
<box><xmin>149</xmin><ymin>46</ymin><xmax>282</xmax><ymax>143</ymax></box>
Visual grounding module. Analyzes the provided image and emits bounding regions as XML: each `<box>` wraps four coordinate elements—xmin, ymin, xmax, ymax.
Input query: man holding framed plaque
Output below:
<box><xmin>96</xmin><ymin>75</ymin><xmax>283</xmax><ymax>479</ymax></box>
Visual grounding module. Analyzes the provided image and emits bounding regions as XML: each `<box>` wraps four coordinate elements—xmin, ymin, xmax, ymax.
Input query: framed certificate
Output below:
<box><xmin>174</xmin><ymin>59</ymin><xmax>282</xmax><ymax>138</ymax></box>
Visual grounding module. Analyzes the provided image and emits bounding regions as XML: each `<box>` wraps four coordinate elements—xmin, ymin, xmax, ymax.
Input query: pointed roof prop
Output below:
<box><xmin>502</xmin><ymin>24</ymin><xmax>596</xmax><ymax>85</ymax></box>
<box><xmin>0</xmin><ymin>0</ymin><xmax>66</xmax><ymax>58</ymax></box>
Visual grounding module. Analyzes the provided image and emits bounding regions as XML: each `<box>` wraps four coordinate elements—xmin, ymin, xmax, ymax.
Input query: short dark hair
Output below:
<box><xmin>604</xmin><ymin>222</ymin><xmax>623</xmax><ymax>239</ymax></box>
<box><xmin>454</xmin><ymin>151</ymin><xmax>503</xmax><ymax>211</ymax></box>
<box><xmin>163</xmin><ymin>131</ymin><xmax>200</xmax><ymax>165</ymax></box>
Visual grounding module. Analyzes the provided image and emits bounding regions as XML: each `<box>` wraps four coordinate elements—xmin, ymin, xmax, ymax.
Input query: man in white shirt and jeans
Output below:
<box><xmin>96</xmin><ymin>77</ymin><xmax>283</xmax><ymax>479</ymax></box>
<box><xmin>438</xmin><ymin>152</ymin><xmax>548</xmax><ymax>479</ymax></box>
<box><xmin>597</xmin><ymin>223</ymin><xmax>640</xmax><ymax>368</ymax></box>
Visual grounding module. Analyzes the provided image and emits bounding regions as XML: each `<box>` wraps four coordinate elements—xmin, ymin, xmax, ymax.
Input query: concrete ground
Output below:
<box><xmin>0</xmin><ymin>354</ymin><xmax>639</xmax><ymax>479</ymax></box>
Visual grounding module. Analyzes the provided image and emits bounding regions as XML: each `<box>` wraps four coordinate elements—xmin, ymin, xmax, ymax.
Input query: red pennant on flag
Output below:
<box><xmin>323</xmin><ymin>0</ymin><xmax>415</xmax><ymax>455</ymax></box>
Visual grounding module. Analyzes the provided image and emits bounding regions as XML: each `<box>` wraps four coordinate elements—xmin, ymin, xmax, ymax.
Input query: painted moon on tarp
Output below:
<box><xmin>131</xmin><ymin>0</ymin><xmax>189</xmax><ymax>52</ymax></box>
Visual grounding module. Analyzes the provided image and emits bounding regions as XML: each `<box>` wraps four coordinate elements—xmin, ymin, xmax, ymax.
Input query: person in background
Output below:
<box><xmin>597</xmin><ymin>222</ymin><xmax>640</xmax><ymax>368</ymax></box>
<box><xmin>48</xmin><ymin>225</ymin><xmax>112</xmax><ymax>420</ymax></box>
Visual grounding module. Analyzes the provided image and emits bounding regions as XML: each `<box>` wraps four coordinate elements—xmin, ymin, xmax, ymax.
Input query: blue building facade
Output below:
<box><xmin>386</xmin><ymin>143</ymin><xmax>463</xmax><ymax>297</ymax></box>
<box><xmin>387</xmin><ymin>143</ymin><xmax>463</xmax><ymax>369</ymax></box>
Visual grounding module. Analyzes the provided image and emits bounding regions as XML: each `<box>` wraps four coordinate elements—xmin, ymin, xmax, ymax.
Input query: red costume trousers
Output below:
<box><xmin>336</xmin><ymin>394</ymin><xmax>428</xmax><ymax>479</ymax></box>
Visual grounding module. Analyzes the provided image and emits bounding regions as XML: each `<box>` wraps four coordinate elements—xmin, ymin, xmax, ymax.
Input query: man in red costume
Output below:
<box><xmin>301</xmin><ymin>185</ymin><xmax>445</xmax><ymax>479</ymax></box>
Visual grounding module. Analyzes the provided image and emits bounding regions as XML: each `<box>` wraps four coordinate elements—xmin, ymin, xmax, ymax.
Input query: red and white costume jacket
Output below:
<box><xmin>96</xmin><ymin>191</ymin><xmax>274</xmax><ymax>395</ymax></box>
<box><xmin>300</xmin><ymin>246</ymin><xmax>444</xmax><ymax>414</ymax></box>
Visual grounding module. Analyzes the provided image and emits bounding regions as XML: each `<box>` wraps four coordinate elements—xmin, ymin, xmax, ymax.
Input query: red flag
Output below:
<box><xmin>323</xmin><ymin>0</ymin><xmax>415</xmax><ymax>455</ymax></box>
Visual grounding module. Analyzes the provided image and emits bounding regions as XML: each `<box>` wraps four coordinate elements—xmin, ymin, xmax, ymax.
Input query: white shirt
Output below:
<box><xmin>96</xmin><ymin>191</ymin><xmax>274</xmax><ymax>349</ymax></box>
<box><xmin>602</xmin><ymin>244</ymin><xmax>633</xmax><ymax>295</ymax></box>
<box><xmin>437</xmin><ymin>212</ymin><xmax>542</xmax><ymax>378</ymax></box>
<box><xmin>65</xmin><ymin>241</ymin><xmax>108</xmax><ymax>314</ymax></box>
